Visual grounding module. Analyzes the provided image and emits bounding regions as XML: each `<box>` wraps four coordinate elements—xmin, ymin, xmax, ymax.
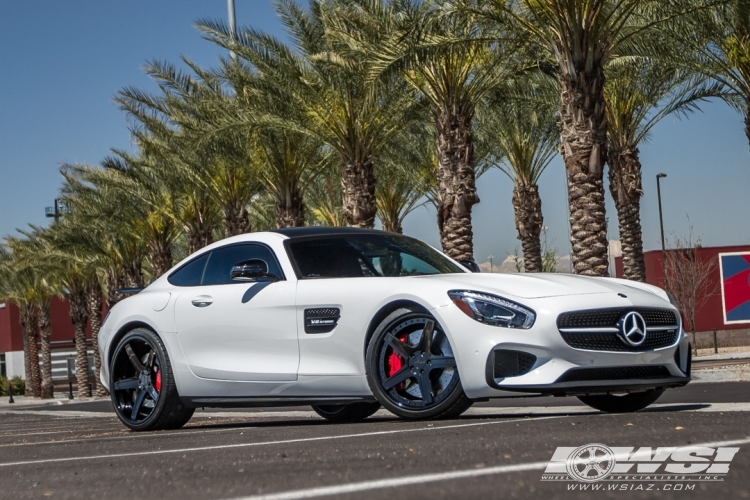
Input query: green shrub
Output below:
<box><xmin>0</xmin><ymin>376</ymin><xmax>25</xmax><ymax>397</ymax></box>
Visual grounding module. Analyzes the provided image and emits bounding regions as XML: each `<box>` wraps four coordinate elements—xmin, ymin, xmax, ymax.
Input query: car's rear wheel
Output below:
<box><xmin>311</xmin><ymin>402</ymin><xmax>380</xmax><ymax>422</ymax></box>
<box><xmin>578</xmin><ymin>389</ymin><xmax>664</xmax><ymax>413</ymax></box>
<box><xmin>110</xmin><ymin>328</ymin><xmax>194</xmax><ymax>431</ymax></box>
<box><xmin>366</xmin><ymin>308</ymin><xmax>473</xmax><ymax>420</ymax></box>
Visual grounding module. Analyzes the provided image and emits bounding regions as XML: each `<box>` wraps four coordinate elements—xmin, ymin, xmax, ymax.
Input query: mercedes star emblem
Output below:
<box><xmin>618</xmin><ymin>311</ymin><xmax>647</xmax><ymax>346</ymax></box>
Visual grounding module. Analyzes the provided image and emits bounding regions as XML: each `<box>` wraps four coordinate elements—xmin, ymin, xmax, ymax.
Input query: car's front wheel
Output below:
<box><xmin>110</xmin><ymin>328</ymin><xmax>194</xmax><ymax>431</ymax></box>
<box><xmin>578</xmin><ymin>389</ymin><xmax>664</xmax><ymax>413</ymax></box>
<box><xmin>366</xmin><ymin>308</ymin><xmax>472</xmax><ymax>420</ymax></box>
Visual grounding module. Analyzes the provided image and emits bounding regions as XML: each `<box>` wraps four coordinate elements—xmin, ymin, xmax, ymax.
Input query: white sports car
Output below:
<box><xmin>99</xmin><ymin>228</ymin><xmax>691</xmax><ymax>431</ymax></box>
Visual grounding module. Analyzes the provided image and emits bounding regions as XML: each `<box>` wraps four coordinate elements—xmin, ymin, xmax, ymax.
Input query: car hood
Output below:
<box><xmin>418</xmin><ymin>273</ymin><xmax>662</xmax><ymax>299</ymax></box>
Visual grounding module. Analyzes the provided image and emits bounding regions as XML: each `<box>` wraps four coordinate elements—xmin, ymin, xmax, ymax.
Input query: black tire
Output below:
<box><xmin>311</xmin><ymin>402</ymin><xmax>381</xmax><ymax>422</ymax></box>
<box><xmin>578</xmin><ymin>389</ymin><xmax>664</xmax><ymax>413</ymax></box>
<box><xmin>110</xmin><ymin>328</ymin><xmax>194</xmax><ymax>431</ymax></box>
<box><xmin>366</xmin><ymin>308</ymin><xmax>473</xmax><ymax>420</ymax></box>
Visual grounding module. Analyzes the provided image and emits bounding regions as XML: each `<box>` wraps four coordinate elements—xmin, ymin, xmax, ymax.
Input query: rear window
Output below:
<box><xmin>288</xmin><ymin>234</ymin><xmax>463</xmax><ymax>279</ymax></box>
<box><xmin>168</xmin><ymin>253</ymin><xmax>209</xmax><ymax>287</ymax></box>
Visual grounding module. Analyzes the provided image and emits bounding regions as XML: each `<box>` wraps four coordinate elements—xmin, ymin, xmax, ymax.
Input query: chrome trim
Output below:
<box><xmin>559</xmin><ymin>327</ymin><xmax>619</xmax><ymax>333</ymax></box>
<box><xmin>559</xmin><ymin>325</ymin><xmax>678</xmax><ymax>334</ymax></box>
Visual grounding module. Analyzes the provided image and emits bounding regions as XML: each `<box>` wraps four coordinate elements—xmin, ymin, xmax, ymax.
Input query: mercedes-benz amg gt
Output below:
<box><xmin>98</xmin><ymin>228</ymin><xmax>691</xmax><ymax>431</ymax></box>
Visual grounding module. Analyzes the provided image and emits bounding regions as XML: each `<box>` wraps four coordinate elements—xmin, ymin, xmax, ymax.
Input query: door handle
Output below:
<box><xmin>191</xmin><ymin>296</ymin><xmax>213</xmax><ymax>308</ymax></box>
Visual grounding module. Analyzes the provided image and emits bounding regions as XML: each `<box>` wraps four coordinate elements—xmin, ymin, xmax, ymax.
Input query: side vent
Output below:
<box><xmin>493</xmin><ymin>349</ymin><xmax>537</xmax><ymax>378</ymax></box>
<box><xmin>304</xmin><ymin>308</ymin><xmax>341</xmax><ymax>334</ymax></box>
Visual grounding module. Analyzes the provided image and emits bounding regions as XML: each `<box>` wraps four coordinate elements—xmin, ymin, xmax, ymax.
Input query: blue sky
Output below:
<box><xmin>1</xmin><ymin>1</ymin><xmax>749</xmax><ymax>270</ymax></box>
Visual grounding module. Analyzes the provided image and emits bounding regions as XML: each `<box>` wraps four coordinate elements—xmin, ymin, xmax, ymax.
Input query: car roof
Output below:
<box><xmin>270</xmin><ymin>227</ymin><xmax>392</xmax><ymax>239</ymax></box>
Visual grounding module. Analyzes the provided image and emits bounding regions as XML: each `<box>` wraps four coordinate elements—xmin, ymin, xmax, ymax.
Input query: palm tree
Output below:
<box><xmin>682</xmin><ymin>0</ymin><xmax>750</xmax><ymax>152</ymax></box>
<box><xmin>605</xmin><ymin>58</ymin><xmax>722</xmax><ymax>281</ymax></box>
<box><xmin>478</xmin><ymin>79</ymin><xmax>559</xmax><ymax>272</ymax></box>
<box><xmin>465</xmin><ymin>0</ymin><xmax>712</xmax><ymax>275</ymax></box>
<box><xmin>10</xmin><ymin>228</ymin><xmax>62</xmax><ymax>399</ymax></box>
<box><xmin>367</xmin><ymin>1</ymin><xmax>514</xmax><ymax>261</ymax></box>
<box><xmin>0</xmin><ymin>242</ymin><xmax>44</xmax><ymax>397</ymax></box>
<box><xmin>118</xmin><ymin>61</ymin><xmax>260</xmax><ymax>239</ymax></box>
<box><xmin>197</xmin><ymin>0</ymin><xmax>416</xmax><ymax>228</ymax></box>
<box><xmin>375</xmin><ymin>125</ymin><xmax>435</xmax><ymax>234</ymax></box>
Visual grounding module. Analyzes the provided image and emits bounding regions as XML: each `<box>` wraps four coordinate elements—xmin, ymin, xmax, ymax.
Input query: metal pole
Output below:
<box><xmin>488</xmin><ymin>255</ymin><xmax>494</xmax><ymax>273</ymax></box>
<box><xmin>656</xmin><ymin>174</ymin><xmax>667</xmax><ymax>283</ymax></box>
<box><xmin>227</xmin><ymin>0</ymin><xmax>237</xmax><ymax>61</ymax></box>
<box><xmin>713</xmin><ymin>329</ymin><xmax>718</xmax><ymax>354</ymax></box>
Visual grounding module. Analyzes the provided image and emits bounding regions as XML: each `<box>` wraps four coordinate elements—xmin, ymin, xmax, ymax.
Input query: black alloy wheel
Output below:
<box><xmin>366</xmin><ymin>308</ymin><xmax>472</xmax><ymax>419</ymax></box>
<box><xmin>110</xmin><ymin>328</ymin><xmax>194</xmax><ymax>431</ymax></box>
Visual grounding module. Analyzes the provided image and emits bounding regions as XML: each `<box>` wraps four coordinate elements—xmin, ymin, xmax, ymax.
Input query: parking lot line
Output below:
<box><xmin>226</xmin><ymin>436</ymin><xmax>750</xmax><ymax>500</ymax></box>
<box><xmin>0</xmin><ymin>415</ymin><xmax>561</xmax><ymax>468</ymax></box>
<box><xmin>0</xmin><ymin>425</ymin><xmax>255</xmax><ymax>448</ymax></box>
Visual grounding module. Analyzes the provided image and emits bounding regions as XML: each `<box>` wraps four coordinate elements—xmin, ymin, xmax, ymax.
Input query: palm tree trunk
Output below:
<box><xmin>512</xmin><ymin>183</ymin><xmax>544</xmax><ymax>273</ymax></box>
<box><xmin>38</xmin><ymin>300</ymin><xmax>54</xmax><ymax>399</ymax></box>
<box><xmin>608</xmin><ymin>146</ymin><xmax>646</xmax><ymax>282</ymax></box>
<box><xmin>745</xmin><ymin>105</ymin><xmax>750</xmax><ymax>153</ymax></box>
<box><xmin>124</xmin><ymin>259</ymin><xmax>144</xmax><ymax>289</ymax></box>
<box><xmin>275</xmin><ymin>184</ymin><xmax>306</xmax><ymax>228</ymax></box>
<box><xmin>20</xmin><ymin>307</ymin><xmax>31</xmax><ymax>397</ymax></box>
<box><xmin>341</xmin><ymin>159</ymin><xmax>377</xmax><ymax>228</ymax></box>
<box><xmin>224</xmin><ymin>204</ymin><xmax>251</xmax><ymax>237</ymax></box>
<box><xmin>105</xmin><ymin>268</ymin><xmax>125</xmax><ymax>308</ymax></box>
<box><xmin>187</xmin><ymin>227</ymin><xmax>213</xmax><ymax>254</ymax></box>
<box><xmin>149</xmin><ymin>243</ymin><xmax>173</xmax><ymax>279</ymax></box>
<box><xmin>19</xmin><ymin>304</ymin><xmax>41</xmax><ymax>397</ymax></box>
<box><xmin>68</xmin><ymin>284</ymin><xmax>91</xmax><ymax>398</ymax></box>
<box><xmin>434</xmin><ymin>107</ymin><xmax>479</xmax><ymax>262</ymax></box>
<box><xmin>559</xmin><ymin>67</ymin><xmax>609</xmax><ymax>276</ymax></box>
<box><xmin>186</xmin><ymin>196</ymin><xmax>214</xmax><ymax>253</ymax></box>
<box><xmin>86</xmin><ymin>282</ymin><xmax>107</xmax><ymax>397</ymax></box>
<box><xmin>381</xmin><ymin>216</ymin><xmax>403</xmax><ymax>234</ymax></box>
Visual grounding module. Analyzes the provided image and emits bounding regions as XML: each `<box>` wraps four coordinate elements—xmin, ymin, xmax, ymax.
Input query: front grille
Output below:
<box><xmin>493</xmin><ymin>350</ymin><xmax>537</xmax><ymax>378</ymax></box>
<box><xmin>304</xmin><ymin>308</ymin><xmax>340</xmax><ymax>334</ymax></box>
<box><xmin>555</xmin><ymin>365</ymin><xmax>672</xmax><ymax>383</ymax></box>
<box><xmin>557</xmin><ymin>308</ymin><xmax>677</xmax><ymax>328</ymax></box>
<box><xmin>557</xmin><ymin>307</ymin><xmax>678</xmax><ymax>352</ymax></box>
<box><xmin>562</xmin><ymin>330</ymin><xmax>678</xmax><ymax>352</ymax></box>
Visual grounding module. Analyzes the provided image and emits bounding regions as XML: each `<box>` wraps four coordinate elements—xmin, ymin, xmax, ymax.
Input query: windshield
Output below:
<box><xmin>287</xmin><ymin>233</ymin><xmax>464</xmax><ymax>278</ymax></box>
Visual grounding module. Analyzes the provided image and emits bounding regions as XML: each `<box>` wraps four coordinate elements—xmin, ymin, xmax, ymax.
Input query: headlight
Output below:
<box><xmin>448</xmin><ymin>290</ymin><xmax>535</xmax><ymax>329</ymax></box>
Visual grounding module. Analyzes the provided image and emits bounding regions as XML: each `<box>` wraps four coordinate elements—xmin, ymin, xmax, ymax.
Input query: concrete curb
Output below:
<box><xmin>692</xmin><ymin>365</ymin><xmax>750</xmax><ymax>383</ymax></box>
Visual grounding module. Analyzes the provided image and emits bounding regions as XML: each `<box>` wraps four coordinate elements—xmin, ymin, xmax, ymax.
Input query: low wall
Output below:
<box><xmin>689</xmin><ymin>328</ymin><xmax>750</xmax><ymax>349</ymax></box>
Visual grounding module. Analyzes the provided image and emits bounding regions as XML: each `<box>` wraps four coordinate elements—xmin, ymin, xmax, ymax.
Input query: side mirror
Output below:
<box><xmin>459</xmin><ymin>260</ymin><xmax>481</xmax><ymax>273</ymax></box>
<box><xmin>230</xmin><ymin>259</ymin><xmax>278</xmax><ymax>282</ymax></box>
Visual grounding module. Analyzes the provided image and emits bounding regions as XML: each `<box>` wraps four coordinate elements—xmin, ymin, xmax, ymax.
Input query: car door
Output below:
<box><xmin>291</xmin><ymin>236</ymin><xmax>385</xmax><ymax>377</ymax></box>
<box><xmin>173</xmin><ymin>243</ymin><xmax>299</xmax><ymax>382</ymax></box>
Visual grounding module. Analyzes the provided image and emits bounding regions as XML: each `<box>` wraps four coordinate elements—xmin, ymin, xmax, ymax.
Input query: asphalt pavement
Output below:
<box><xmin>1</xmin><ymin>382</ymin><xmax>749</xmax><ymax>500</ymax></box>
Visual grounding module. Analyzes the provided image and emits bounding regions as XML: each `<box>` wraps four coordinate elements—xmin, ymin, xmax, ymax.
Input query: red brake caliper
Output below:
<box><xmin>154</xmin><ymin>367</ymin><xmax>162</xmax><ymax>393</ymax></box>
<box><xmin>387</xmin><ymin>334</ymin><xmax>407</xmax><ymax>389</ymax></box>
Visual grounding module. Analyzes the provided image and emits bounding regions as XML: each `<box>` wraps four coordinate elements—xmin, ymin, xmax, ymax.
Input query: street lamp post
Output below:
<box><xmin>656</xmin><ymin>173</ymin><xmax>667</xmax><ymax>282</ymax></box>
<box><xmin>45</xmin><ymin>198</ymin><xmax>61</xmax><ymax>223</ymax></box>
<box><xmin>227</xmin><ymin>0</ymin><xmax>237</xmax><ymax>61</ymax></box>
<box><xmin>488</xmin><ymin>255</ymin><xmax>494</xmax><ymax>273</ymax></box>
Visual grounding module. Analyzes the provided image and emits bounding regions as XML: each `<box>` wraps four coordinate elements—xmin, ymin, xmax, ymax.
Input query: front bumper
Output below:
<box><xmin>432</xmin><ymin>293</ymin><xmax>691</xmax><ymax>399</ymax></box>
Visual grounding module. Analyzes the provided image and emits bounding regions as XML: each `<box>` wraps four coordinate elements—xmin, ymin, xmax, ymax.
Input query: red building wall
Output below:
<box><xmin>0</xmin><ymin>301</ymin><xmax>23</xmax><ymax>352</ymax></box>
<box><xmin>0</xmin><ymin>296</ymin><xmax>93</xmax><ymax>352</ymax></box>
<box><xmin>615</xmin><ymin>244</ymin><xmax>750</xmax><ymax>333</ymax></box>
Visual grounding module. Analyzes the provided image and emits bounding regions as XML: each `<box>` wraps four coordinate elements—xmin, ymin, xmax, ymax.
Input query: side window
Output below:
<box><xmin>202</xmin><ymin>244</ymin><xmax>283</xmax><ymax>285</ymax></box>
<box><xmin>168</xmin><ymin>253</ymin><xmax>209</xmax><ymax>287</ymax></box>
